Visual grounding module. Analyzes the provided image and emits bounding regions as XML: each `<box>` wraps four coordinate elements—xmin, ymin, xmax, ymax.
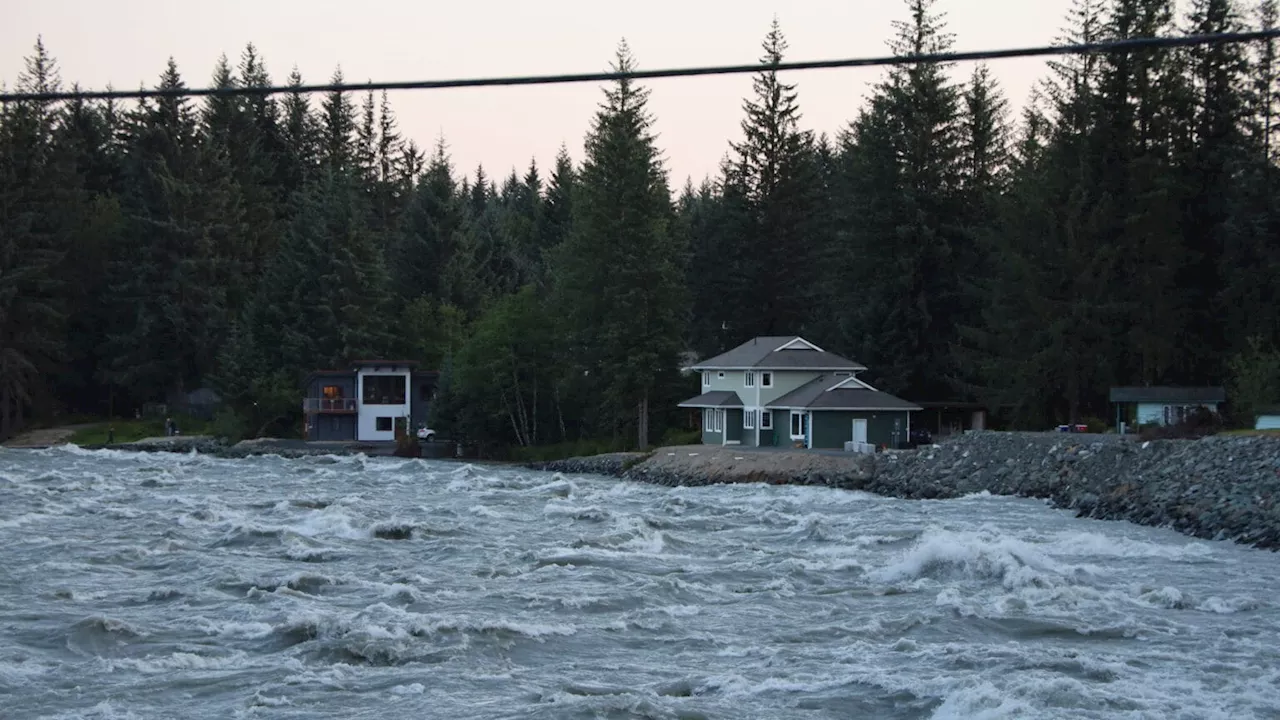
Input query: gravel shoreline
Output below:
<box><xmin>528</xmin><ymin>432</ymin><xmax>1280</xmax><ymax>551</ymax></box>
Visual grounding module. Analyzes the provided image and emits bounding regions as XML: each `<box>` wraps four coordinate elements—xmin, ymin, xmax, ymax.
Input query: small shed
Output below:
<box><xmin>1256</xmin><ymin>406</ymin><xmax>1280</xmax><ymax>431</ymax></box>
<box><xmin>1109</xmin><ymin>386</ymin><xmax>1226</xmax><ymax>430</ymax></box>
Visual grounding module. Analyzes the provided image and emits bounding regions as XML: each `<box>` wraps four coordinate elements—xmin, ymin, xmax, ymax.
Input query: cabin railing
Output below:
<box><xmin>302</xmin><ymin>397</ymin><xmax>357</xmax><ymax>413</ymax></box>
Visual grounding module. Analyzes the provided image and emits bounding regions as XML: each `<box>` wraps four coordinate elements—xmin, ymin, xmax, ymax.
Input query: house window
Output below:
<box><xmin>419</xmin><ymin>383</ymin><xmax>433</xmax><ymax>401</ymax></box>
<box><xmin>322</xmin><ymin>385</ymin><xmax>343</xmax><ymax>399</ymax></box>
<box><xmin>761</xmin><ymin>372</ymin><xmax>773</xmax><ymax>388</ymax></box>
<box><xmin>790</xmin><ymin>411</ymin><xmax>808</xmax><ymax>439</ymax></box>
<box><xmin>745</xmin><ymin>372</ymin><xmax>755</xmax><ymax>388</ymax></box>
<box><xmin>744</xmin><ymin>408</ymin><xmax>755</xmax><ymax>429</ymax></box>
<box><xmin>715</xmin><ymin>409</ymin><xmax>723</xmax><ymax>433</ymax></box>
<box><xmin>704</xmin><ymin>409</ymin><xmax>714</xmax><ymax>432</ymax></box>
<box><xmin>718</xmin><ymin>372</ymin><xmax>725</xmax><ymax>379</ymax></box>
<box><xmin>761</xmin><ymin>411</ymin><xmax>773</xmax><ymax>430</ymax></box>
<box><xmin>376</xmin><ymin>417</ymin><xmax>393</xmax><ymax>432</ymax></box>
<box><xmin>702</xmin><ymin>371</ymin><xmax>710</xmax><ymax>387</ymax></box>
<box><xmin>363</xmin><ymin>375</ymin><xmax>406</xmax><ymax>405</ymax></box>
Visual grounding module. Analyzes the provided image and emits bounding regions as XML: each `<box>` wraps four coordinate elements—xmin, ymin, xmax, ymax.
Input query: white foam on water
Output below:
<box><xmin>3</xmin><ymin>448</ymin><xmax>1280</xmax><ymax>719</ymax></box>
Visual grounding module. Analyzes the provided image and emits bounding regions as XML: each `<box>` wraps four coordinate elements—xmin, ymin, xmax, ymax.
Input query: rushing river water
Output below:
<box><xmin>2</xmin><ymin>447</ymin><xmax>1279</xmax><ymax>720</ymax></box>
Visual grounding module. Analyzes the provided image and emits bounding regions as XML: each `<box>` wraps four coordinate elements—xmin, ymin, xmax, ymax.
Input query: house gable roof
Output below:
<box><xmin>767</xmin><ymin>374</ymin><xmax>922</xmax><ymax>412</ymax></box>
<box><xmin>687</xmin><ymin>336</ymin><xmax>866</xmax><ymax>371</ymax></box>
<box><xmin>677</xmin><ymin>391</ymin><xmax>744</xmax><ymax>409</ymax></box>
<box><xmin>1108</xmin><ymin>386</ymin><xmax>1226</xmax><ymax>404</ymax></box>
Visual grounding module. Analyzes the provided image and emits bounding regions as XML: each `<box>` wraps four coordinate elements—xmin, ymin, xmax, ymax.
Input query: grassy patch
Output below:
<box><xmin>1219</xmin><ymin>428</ymin><xmax>1280</xmax><ymax>437</ymax></box>
<box><xmin>69</xmin><ymin>415</ymin><xmax>212</xmax><ymax>446</ymax></box>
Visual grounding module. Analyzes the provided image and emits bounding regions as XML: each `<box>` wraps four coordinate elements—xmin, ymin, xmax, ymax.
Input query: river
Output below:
<box><xmin>2</xmin><ymin>446</ymin><xmax>1278</xmax><ymax>719</ymax></box>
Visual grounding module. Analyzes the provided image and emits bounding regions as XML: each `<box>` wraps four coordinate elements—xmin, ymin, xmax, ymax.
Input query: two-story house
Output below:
<box><xmin>678</xmin><ymin>336</ymin><xmax>921</xmax><ymax>450</ymax></box>
<box><xmin>302</xmin><ymin>360</ymin><xmax>438</xmax><ymax>442</ymax></box>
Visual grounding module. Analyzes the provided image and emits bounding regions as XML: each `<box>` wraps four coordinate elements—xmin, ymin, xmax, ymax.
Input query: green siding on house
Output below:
<box><xmin>757</xmin><ymin>426</ymin><xmax>775</xmax><ymax>446</ymax></box>
<box><xmin>756</xmin><ymin>370</ymin><xmax>826</xmax><ymax>406</ymax></box>
<box><xmin>700</xmin><ymin>370</ymin><xmax>747</xmax><ymax>394</ymax></box>
<box><xmin>810</xmin><ymin>411</ymin><xmax>913</xmax><ymax>449</ymax></box>
<box><xmin>697</xmin><ymin>368</ymin><xmax>827</xmax><ymax>409</ymax></box>
<box><xmin>701</xmin><ymin>429</ymin><xmax>723</xmax><ymax>444</ymax></box>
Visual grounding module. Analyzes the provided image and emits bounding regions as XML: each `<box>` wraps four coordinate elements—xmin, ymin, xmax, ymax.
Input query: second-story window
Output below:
<box><xmin>761</xmin><ymin>372</ymin><xmax>774</xmax><ymax>388</ymax></box>
<box><xmin>745</xmin><ymin>371</ymin><xmax>755</xmax><ymax>387</ymax></box>
<box><xmin>702</xmin><ymin>371</ymin><xmax>710</xmax><ymax>387</ymax></box>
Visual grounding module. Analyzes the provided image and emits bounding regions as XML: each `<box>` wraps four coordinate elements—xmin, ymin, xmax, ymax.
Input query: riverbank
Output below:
<box><xmin>35</xmin><ymin>435</ymin><xmax>411</xmax><ymax>459</ymax></box>
<box><xmin>529</xmin><ymin>432</ymin><xmax>1280</xmax><ymax>551</ymax></box>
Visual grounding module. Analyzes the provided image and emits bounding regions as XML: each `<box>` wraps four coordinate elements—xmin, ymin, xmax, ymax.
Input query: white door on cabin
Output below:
<box><xmin>852</xmin><ymin>418</ymin><xmax>868</xmax><ymax>444</ymax></box>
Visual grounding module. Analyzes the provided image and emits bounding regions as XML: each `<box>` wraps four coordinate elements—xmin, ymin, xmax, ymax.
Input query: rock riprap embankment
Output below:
<box><xmin>531</xmin><ymin>432</ymin><xmax>1280</xmax><ymax>550</ymax></box>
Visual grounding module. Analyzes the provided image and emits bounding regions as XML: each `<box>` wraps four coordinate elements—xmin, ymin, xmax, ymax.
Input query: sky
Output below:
<box><xmin>2</xmin><ymin>0</ymin><xmax>1075</xmax><ymax>187</ymax></box>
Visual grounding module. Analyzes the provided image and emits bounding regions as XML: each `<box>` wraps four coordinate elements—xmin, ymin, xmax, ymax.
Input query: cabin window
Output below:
<box><xmin>376</xmin><ymin>417</ymin><xmax>393</xmax><ymax>432</ymax></box>
<box><xmin>322</xmin><ymin>385</ymin><xmax>343</xmax><ymax>399</ymax></box>
<box><xmin>761</xmin><ymin>372</ymin><xmax>773</xmax><ymax>388</ymax></box>
<box><xmin>363</xmin><ymin>375</ymin><xmax>406</xmax><ymax>405</ymax></box>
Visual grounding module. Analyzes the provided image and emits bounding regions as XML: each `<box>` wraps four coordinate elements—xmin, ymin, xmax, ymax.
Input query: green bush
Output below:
<box><xmin>210</xmin><ymin>408</ymin><xmax>248</xmax><ymax>443</ymax></box>
<box><xmin>659</xmin><ymin>427</ymin><xmax>702</xmax><ymax>446</ymax></box>
<box><xmin>1081</xmin><ymin>416</ymin><xmax>1108</xmax><ymax>434</ymax></box>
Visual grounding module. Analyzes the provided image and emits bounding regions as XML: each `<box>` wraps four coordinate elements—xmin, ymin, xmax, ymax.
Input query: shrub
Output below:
<box><xmin>210</xmin><ymin>408</ymin><xmax>248</xmax><ymax>443</ymax></box>
<box><xmin>1081</xmin><ymin>416</ymin><xmax>1108</xmax><ymax>434</ymax></box>
<box><xmin>659</xmin><ymin>428</ymin><xmax>702</xmax><ymax>446</ymax></box>
<box><xmin>394</xmin><ymin>430</ymin><xmax>421</xmax><ymax>458</ymax></box>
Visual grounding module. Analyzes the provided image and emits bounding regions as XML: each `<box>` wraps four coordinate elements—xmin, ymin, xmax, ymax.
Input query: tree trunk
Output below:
<box><xmin>554</xmin><ymin>383</ymin><xmax>567</xmax><ymax>442</ymax></box>
<box><xmin>637</xmin><ymin>392</ymin><xmax>649</xmax><ymax>450</ymax></box>
<box><xmin>1</xmin><ymin>386</ymin><xmax>10</xmax><ymax>441</ymax></box>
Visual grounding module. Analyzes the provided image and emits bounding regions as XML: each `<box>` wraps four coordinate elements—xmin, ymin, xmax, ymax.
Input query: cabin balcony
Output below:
<box><xmin>302</xmin><ymin>397</ymin><xmax>357</xmax><ymax>413</ymax></box>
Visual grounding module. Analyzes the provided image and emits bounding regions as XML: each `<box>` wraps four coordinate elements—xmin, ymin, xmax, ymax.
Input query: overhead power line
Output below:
<box><xmin>2</xmin><ymin>30</ymin><xmax>1278</xmax><ymax>104</ymax></box>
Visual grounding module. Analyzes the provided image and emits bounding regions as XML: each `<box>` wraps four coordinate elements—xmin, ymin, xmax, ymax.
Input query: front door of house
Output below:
<box><xmin>852</xmin><ymin>418</ymin><xmax>868</xmax><ymax>444</ymax></box>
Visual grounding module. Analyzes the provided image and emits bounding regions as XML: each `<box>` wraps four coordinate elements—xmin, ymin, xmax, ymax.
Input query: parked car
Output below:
<box><xmin>415</xmin><ymin>424</ymin><xmax>437</xmax><ymax>441</ymax></box>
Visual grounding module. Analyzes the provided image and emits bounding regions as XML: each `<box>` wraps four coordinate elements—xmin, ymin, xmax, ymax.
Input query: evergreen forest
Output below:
<box><xmin>3</xmin><ymin>0</ymin><xmax>1280</xmax><ymax>455</ymax></box>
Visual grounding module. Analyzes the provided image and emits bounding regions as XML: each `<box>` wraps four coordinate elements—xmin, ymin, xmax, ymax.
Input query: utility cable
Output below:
<box><xmin>1</xmin><ymin>30</ymin><xmax>1277</xmax><ymax>103</ymax></box>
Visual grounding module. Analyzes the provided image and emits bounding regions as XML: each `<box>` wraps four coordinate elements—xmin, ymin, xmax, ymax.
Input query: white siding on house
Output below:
<box><xmin>357</xmin><ymin>366</ymin><xmax>412</xmax><ymax>441</ymax></box>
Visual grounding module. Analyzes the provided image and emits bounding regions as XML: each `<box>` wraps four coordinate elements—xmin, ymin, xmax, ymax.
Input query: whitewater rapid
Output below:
<box><xmin>1</xmin><ymin>447</ymin><xmax>1278</xmax><ymax>719</ymax></box>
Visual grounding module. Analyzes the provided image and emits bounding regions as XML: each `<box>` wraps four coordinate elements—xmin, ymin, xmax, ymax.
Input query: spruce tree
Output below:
<box><xmin>827</xmin><ymin>0</ymin><xmax>965</xmax><ymax>398</ymax></box>
<box><xmin>549</xmin><ymin>40</ymin><xmax>687</xmax><ymax>447</ymax></box>
<box><xmin>729</xmin><ymin>19</ymin><xmax>820</xmax><ymax>337</ymax></box>
<box><xmin>0</xmin><ymin>38</ymin><xmax>69</xmax><ymax>434</ymax></box>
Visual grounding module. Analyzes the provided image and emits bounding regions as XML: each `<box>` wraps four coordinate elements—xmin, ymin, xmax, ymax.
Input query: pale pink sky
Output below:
<box><xmin>3</xmin><ymin>0</ymin><xmax>1074</xmax><ymax>186</ymax></box>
